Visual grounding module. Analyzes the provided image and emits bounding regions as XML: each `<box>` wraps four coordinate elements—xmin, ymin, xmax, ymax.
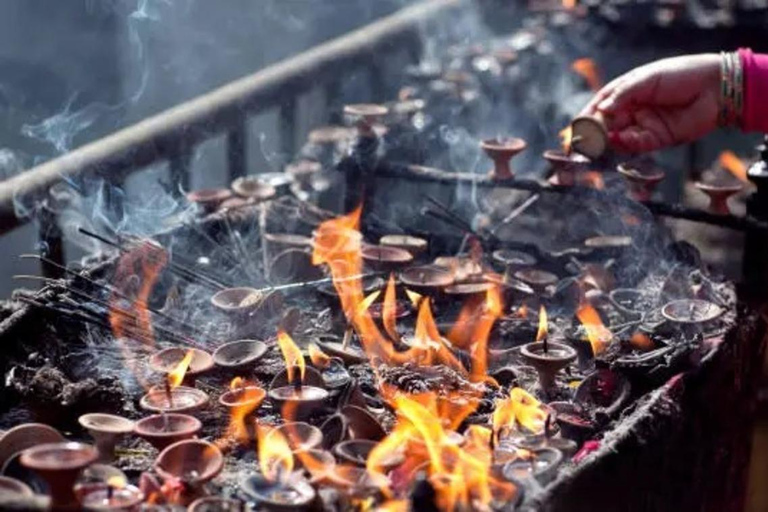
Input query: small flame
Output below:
<box><xmin>719</xmin><ymin>150</ymin><xmax>749</xmax><ymax>183</ymax></box>
<box><xmin>405</xmin><ymin>288</ymin><xmax>423</xmax><ymax>308</ymax></box>
<box><xmin>516</xmin><ymin>304</ymin><xmax>528</xmax><ymax>318</ymax></box>
<box><xmin>576</xmin><ymin>303</ymin><xmax>612</xmax><ymax>356</ymax></box>
<box><xmin>492</xmin><ymin>387</ymin><xmax>548</xmax><ymax>441</ymax></box>
<box><xmin>383</xmin><ymin>273</ymin><xmax>400</xmax><ymax>341</ymax></box>
<box><xmin>580</xmin><ymin>171</ymin><xmax>605</xmax><ymax>190</ymax></box>
<box><xmin>559</xmin><ymin>125</ymin><xmax>573</xmax><ymax>154</ymax></box>
<box><xmin>308</xmin><ymin>343</ymin><xmax>331</xmax><ymax>369</ymax></box>
<box><xmin>230</xmin><ymin>376</ymin><xmax>246</xmax><ymax>390</ymax></box>
<box><xmin>571</xmin><ymin>58</ymin><xmax>602</xmax><ymax>91</ymax></box>
<box><xmin>536</xmin><ymin>305</ymin><xmax>548</xmax><ymax>342</ymax></box>
<box><xmin>277</xmin><ymin>330</ymin><xmax>305</xmax><ymax>384</ymax></box>
<box><xmin>106</xmin><ymin>475</ymin><xmax>127</xmax><ymax>489</ymax></box>
<box><xmin>166</xmin><ymin>350</ymin><xmax>194</xmax><ymax>389</ymax></box>
<box><xmin>257</xmin><ymin>424</ymin><xmax>294</xmax><ymax>483</ymax></box>
<box><xmin>630</xmin><ymin>332</ymin><xmax>654</xmax><ymax>352</ymax></box>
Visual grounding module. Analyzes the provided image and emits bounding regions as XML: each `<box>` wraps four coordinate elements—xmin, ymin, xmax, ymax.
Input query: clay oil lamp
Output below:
<box><xmin>520</xmin><ymin>306</ymin><xmax>577</xmax><ymax>396</ymax></box>
<box><xmin>292</xmin><ymin>449</ymin><xmax>336</xmax><ymax>484</ymax></box>
<box><xmin>268</xmin><ymin>331</ymin><xmax>330</xmax><ymax>420</ymax></box>
<box><xmin>285</xmin><ymin>160</ymin><xmax>322</xmax><ymax>188</ymax></box>
<box><xmin>608</xmin><ymin>288</ymin><xmax>649</xmax><ymax>316</ymax></box>
<box><xmin>263</xmin><ymin>233</ymin><xmax>313</xmax><ymax>259</ymax></box>
<box><xmin>154</xmin><ymin>440</ymin><xmax>224</xmax><ymax>506</ymax></box>
<box><xmin>0</xmin><ymin>475</ymin><xmax>33</xmax><ymax>497</ymax></box>
<box><xmin>343</xmin><ymin>103</ymin><xmax>389</xmax><ymax>138</ymax></box>
<box><xmin>492</xmin><ymin>249</ymin><xmax>537</xmax><ymax>274</ymax></box>
<box><xmin>77</xmin><ymin>479</ymin><xmax>144</xmax><ymax>512</ymax></box>
<box><xmin>661</xmin><ymin>298</ymin><xmax>724</xmax><ymax>339</ymax></box>
<box><xmin>188</xmin><ymin>497</ymin><xmax>244</xmax><ymax>512</ymax></box>
<box><xmin>399</xmin><ymin>265</ymin><xmax>455</xmax><ymax>296</ymax></box>
<box><xmin>267</xmin><ymin>423</ymin><xmax>323</xmax><ymax>453</ymax></box>
<box><xmin>0</xmin><ymin>423</ymin><xmax>65</xmax><ymax>471</ymax></box>
<box><xmin>361</xmin><ymin>244</ymin><xmax>413</xmax><ymax>272</ymax></box>
<box><xmin>313</xmin><ymin>334</ymin><xmax>367</xmax><ymax>365</ymax></box>
<box><xmin>308</xmin><ymin>345</ymin><xmax>352</xmax><ymax>391</ymax></box>
<box><xmin>574</xmin><ymin>368</ymin><xmax>631</xmax><ymax>419</ymax></box>
<box><xmin>501</xmin><ymin>447</ymin><xmax>563</xmax><ymax>484</ymax></box>
<box><xmin>211</xmin><ymin>287</ymin><xmax>277</xmax><ymax>318</ymax></box>
<box><xmin>149</xmin><ymin>347</ymin><xmax>214</xmax><ymax>386</ymax></box>
<box><xmin>569</xmin><ymin>112</ymin><xmax>609</xmax><ymax>160</ymax></box>
<box><xmin>140</xmin><ymin>350</ymin><xmax>209</xmax><ymax>414</ymax></box>
<box><xmin>219</xmin><ymin>378</ymin><xmax>267</xmax><ymax>424</ymax></box>
<box><xmin>134</xmin><ymin>413</ymin><xmax>202</xmax><ymax>451</ymax></box>
<box><xmin>78</xmin><ymin>414</ymin><xmax>135</xmax><ymax>463</ymax></box>
<box><xmin>695</xmin><ymin>179</ymin><xmax>743</xmax><ymax>215</ymax></box>
<box><xmin>542</xmin><ymin>149</ymin><xmax>591</xmax><ymax>186</ymax></box>
<box><xmin>307</xmin><ymin>125</ymin><xmax>355</xmax><ymax>146</ymax></box>
<box><xmin>617</xmin><ymin>160</ymin><xmax>665</xmax><ymax>201</ymax></box>
<box><xmin>379</xmin><ymin>234</ymin><xmax>428</xmax><ymax>259</ymax></box>
<box><xmin>333</xmin><ymin>439</ymin><xmax>402</xmax><ymax>470</ymax></box>
<box><xmin>444</xmin><ymin>281</ymin><xmax>494</xmax><ymax>300</ymax></box>
<box><xmin>231</xmin><ymin>176</ymin><xmax>277</xmax><ymax>202</ymax></box>
<box><xmin>20</xmin><ymin>442</ymin><xmax>99</xmax><ymax>509</ymax></box>
<box><xmin>212</xmin><ymin>339</ymin><xmax>268</xmax><ymax>370</ymax></box>
<box><xmin>513</xmin><ymin>268</ymin><xmax>558</xmax><ymax>295</ymax></box>
<box><xmin>584</xmin><ymin>235</ymin><xmax>632</xmax><ymax>257</ymax></box>
<box><xmin>480</xmin><ymin>137</ymin><xmax>527</xmax><ymax>179</ymax></box>
<box><xmin>547</xmin><ymin>401</ymin><xmax>596</xmax><ymax>443</ymax></box>
<box><xmin>186</xmin><ymin>188</ymin><xmax>233</xmax><ymax>213</ymax></box>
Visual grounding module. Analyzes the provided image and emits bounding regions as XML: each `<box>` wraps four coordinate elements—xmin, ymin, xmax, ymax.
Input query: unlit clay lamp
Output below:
<box><xmin>186</xmin><ymin>188</ymin><xmax>233</xmax><ymax>213</ymax></box>
<box><xmin>77</xmin><ymin>481</ymin><xmax>144</xmax><ymax>511</ymax></box>
<box><xmin>492</xmin><ymin>249</ymin><xmax>537</xmax><ymax>272</ymax></box>
<box><xmin>78</xmin><ymin>414</ymin><xmax>135</xmax><ymax>463</ymax></box>
<box><xmin>520</xmin><ymin>339</ymin><xmax>577</xmax><ymax>395</ymax></box>
<box><xmin>20</xmin><ymin>442</ymin><xmax>99</xmax><ymax>510</ymax></box>
<box><xmin>154</xmin><ymin>440</ymin><xmax>224</xmax><ymax>506</ymax></box>
<box><xmin>344</xmin><ymin>103</ymin><xmax>389</xmax><ymax>137</ymax></box>
<box><xmin>149</xmin><ymin>347</ymin><xmax>214</xmax><ymax>386</ymax></box>
<box><xmin>542</xmin><ymin>149</ymin><xmax>591</xmax><ymax>186</ymax></box>
<box><xmin>211</xmin><ymin>287</ymin><xmax>279</xmax><ymax>318</ymax></box>
<box><xmin>285</xmin><ymin>160</ymin><xmax>322</xmax><ymax>187</ymax></box>
<box><xmin>188</xmin><ymin>496</ymin><xmax>244</xmax><ymax>512</ymax></box>
<box><xmin>240</xmin><ymin>474</ymin><xmax>316</xmax><ymax>512</ymax></box>
<box><xmin>213</xmin><ymin>339</ymin><xmax>268</xmax><ymax>370</ymax></box>
<box><xmin>267</xmin><ymin>423</ymin><xmax>323</xmax><ymax>452</ymax></box>
<box><xmin>139</xmin><ymin>386</ymin><xmax>209</xmax><ymax>414</ymax></box>
<box><xmin>661</xmin><ymin>298</ymin><xmax>724</xmax><ymax>325</ymax></box>
<box><xmin>570</xmin><ymin>113</ymin><xmax>609</xmax><ymax>159</ymax></box>
<box><xmin>399</xmin><ymin>265</ymin><xmax>455</xmax><ymax>295</ymax></box>
<box><xmin>514</xmin><ymin>268</ymin><xmax>559</xmax><ymax>295</ymax></box>
<box><xmin>617</xmin><ymin>161</ymin><xmax>665</xmax><ymax>201</ymax></box>
<box><xmin>314</xmin><ymin>336</ymin><xmax>367</xmax><ymax>365</ymax></box>
<box><xmin>268</xmin><ymin>367</ymin><xmax>329</xmax><ymax>420</ymax></box>
<box><xmin>379</xmin><ymin>234</ymin><xmax>428</xmax><ymax>259</ymax></box>
<box><xmin>501</xmin><ymin>447</ymin><xmax>563</xmax><ymax>485</ymax></box>
<box><xmin>695</xmin><ymin>180</ymin><xmax>743</xmax><ymax>215</ymax></box>
<box><xmin>0</xmin><ymin>476</ymin><xmax>33</xmax><ymax>498</ymax></box>
<box><xmin>231</xmin><ymin>176</ymin><xmax>277</xmax><ymax>201</ymax></box>
<box><xmin>134</xmin><ymin>413</ymin><xmax>202</xmax><ymax>451</ymax></box>
<box><xmin>480</xmin><ymin>137</ymin><xmax>527</xmax><ymax>179</ymax></box>
<box><xmin>361</xmin><ymin>245</ymin><xmax>413</xmax><ymax>272</ymax></box>
<box><xmin>0</xmin><ymin>423</ymin><xmax>65</xmax><ymax>471</ymax></box>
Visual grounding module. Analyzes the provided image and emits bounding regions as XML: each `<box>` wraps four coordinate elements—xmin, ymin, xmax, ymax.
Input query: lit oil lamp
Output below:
<box><xmin>308</xmin><ymin>345</ymin><xmax>352</xmax><ymax>391</ymax></box>
<box><xmin>154</xmin><ymin>440</ymin><xmax>224</xmax><ymax>506</ymax></box>
<box><xmin>149</xmin><ymin>347</ymin><xmax>214</xmax><ymax>386</ymax></box>
<box><xmin>134</xmin><ymin>413</ymin><xmax>202</xmax><ymax>451</ymax></box>
<box><xmin>542</xmin><ymin>148</ymin><xmax>590</xmax><ymax>186</ymax></box>
<box><xmin>399</xmin><ymin>265</ymin><xmax>455</xmax><ymax>295</ymax></box>
<box><xmin>267</xmin><ymin>423</ymin><xmax>323</xmax><ymax>453</ymax></box>
<box><xmin>211</xmin><ymin>286</ymin><xmax>281</xmax><ymax>319</ymax></box>
<box><xmin>617</xmin><ymin>160</ymin><xmax>665</xmax><ymax>201</ymax></box>
<box><xmin>569</xmin><ymin>112</ymin><xmax>609</xmax><ymax>160</ymax></box>
<box><xmin>661</xmin><ymin>298</ymin><xmax>724</xmax><ymax>325</ymax></box>
<box><xmin>480</xmin><ymin>137</ymin><xmax>527</xmax><ymax>179</ymax></box>
<box><xmin>520</xmin><ymin>306</ymin><xmax>577</xmax><ymax>395</ymax></box>
<box><xmin>219</xmin><ymin>378</ymin><xmax>267</xmax><ymax>414</ymax></box>
<box><xmin>140</xmin><ymin>350</ymin><xmax>209</xmax><ymax>414</ymax></box>
<box><xmin>312</xmin><ymin>334</ymin><xmax>367</xmax><ymax>365</ymax></box>
<box><xmin>572</xmin><ymin>303</ymin><xmax>614</xmax><ymax>365</ymax></box>
<box><xmin>212</xmin><ymin>339</ymin><xmax>268</xmax><ymax>370</ymax></box>
<box><xmin>361</xmin><ymin>245</ymin><xmax>414</xmax><ymax>272</ymax></box>
<box><xmin>20</xmin><ymin>442</ymin><xmax>99</xmax><ymax>509</ymax></box>
<box><xmin>77</xmin><ymin>476</ymin><xmax>144</xmax><ymax>512</ymax></box>
<box><xmin>78</xmin><ymin>414</ymin><xmax>135</xmax><ymax>463</ymax></box>
<box><xmin>268</xmin><ymin>331</ymin><xmax>329</xmax><ymax>420</ymax></box>
<box><xmin>186</xmin><ymin>188</ymin><xmax>233</xmax><ymax>213</ymax></box>
<box><xmin>333</xmin><ymin>439</ymin><xmax>403</xmax><ymax>469</ymax></box>
<box><xmin>379</xmin><ymin>234</ymin><xmax>428</xmax><ymax>260</ymax></box>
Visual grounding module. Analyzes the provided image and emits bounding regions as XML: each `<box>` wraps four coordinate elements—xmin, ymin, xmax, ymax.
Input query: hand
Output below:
<box><xmin>580</xmin><ymin>54</ymin><xmax>721</xmax><ymax>153</ymax></box>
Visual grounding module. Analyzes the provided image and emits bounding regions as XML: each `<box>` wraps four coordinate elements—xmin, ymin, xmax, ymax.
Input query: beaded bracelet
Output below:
<box><xmin>719</xmin><ymin>51</ymin><xmax>743</xmax><ymax>127</ymax></box>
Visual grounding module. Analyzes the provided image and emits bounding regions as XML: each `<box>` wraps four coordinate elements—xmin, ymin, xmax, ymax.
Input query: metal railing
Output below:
<box><xmin>0</xmin><ymin>0</ymin><xmax>462</xmax><ymax>276</ymax></box>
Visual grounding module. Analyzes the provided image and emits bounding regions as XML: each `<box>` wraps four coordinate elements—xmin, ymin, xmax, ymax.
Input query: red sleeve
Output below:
<box><xmin>739</xmin><ymin>48</ymin><xmax>768</xmax><ymax>133</ymax></box>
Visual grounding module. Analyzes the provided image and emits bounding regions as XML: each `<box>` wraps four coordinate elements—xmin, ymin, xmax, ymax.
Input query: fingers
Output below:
<box><xmin>597</xmin><ymin>69</ymin><xmax>659</xmax><ymax>114</ymax></box>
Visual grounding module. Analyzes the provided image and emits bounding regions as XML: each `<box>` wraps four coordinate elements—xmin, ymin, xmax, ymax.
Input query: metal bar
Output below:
<box><xmin>227</xmin><ymin>116</ymin><xmax>248</xmax><ymax>181</ymax></box>
<box><xmin>0</xmin><ymin>0</ymin><xmax>461</xmax><ymax>235</ymax></box>
<box><xmin>279</xmin><ymin>99</ymin><xmax>297</xmax><ymax>161</ymax></box>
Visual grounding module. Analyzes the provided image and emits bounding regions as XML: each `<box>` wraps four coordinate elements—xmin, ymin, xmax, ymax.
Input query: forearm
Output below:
<box><xmin>739</xmin><ymin>48</ymin><xmax>768</xmax><ymax>133</ymax></box>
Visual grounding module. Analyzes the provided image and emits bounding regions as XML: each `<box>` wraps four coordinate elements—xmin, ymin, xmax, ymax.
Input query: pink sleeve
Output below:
<box><xmin>739</xmin><ymin>48</ymin><xmax>768</xmax><ymax>133</ymax></box>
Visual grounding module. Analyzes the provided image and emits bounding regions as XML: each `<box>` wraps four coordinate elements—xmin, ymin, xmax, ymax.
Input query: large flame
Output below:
<box><xmin>223</xmin><ymin>377</ymin><xmax>264</xmax><ymax>445</ymax></box>
<box><xmin>536</xmin><ymin>305</ymin><xmax>548</xmax><ymax>342</ymax></box>
<box><xmin>257</xmin><ymin>424</ymin><xmax>294</xmax><ymax>483</ymax></box>
<box><xmin>166</xmin><ymin>350</ymin><xmax>194</xmax><ymax>389</ymax></box>
<box><xmin>277</xmin><ymin>330</ymin><xmax>305</xmax><ymax>384</ymax></box>
<box><xmin>719</xmin><ymin>150</ymin><xmax>748</xmax><ymax>183</ymax></box>
<box><xmin>492</xmin><ymin>387</ymin><xmax>548</xmax><ymax>441</ymax></box>
<box><xmin>571</xmin><ymin>58</ymin><xmax>602</xmax><ymax>91</ymax></box>
<box><xmin>383</xmin><ymin>273</ymin><xmax>400</xmax><ymax>341</ymax></box>
<box><xmin>576</xmin><ymin>303</ymin><xmax>612</xmax><ymax>356</ymax></box>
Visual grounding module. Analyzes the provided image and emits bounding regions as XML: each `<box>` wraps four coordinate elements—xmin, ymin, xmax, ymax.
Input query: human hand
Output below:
<box><xmin>579</xmin><ymin>54</ymin><xmax>721</xmax><ymax>153</ymax></box>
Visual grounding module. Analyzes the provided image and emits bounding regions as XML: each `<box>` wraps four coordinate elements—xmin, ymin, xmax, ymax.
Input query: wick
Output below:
<box><xmin>164</xmin><ymin>379</ymin><xmax>174</xmax><ymax>409</ymax></box>
<box><xmin>545</xmin><ymin>414</ymin><xmax>553</xmax><ymax>439</ymax></box>
<box><xmin>292</xmin><ymin>369</ymin><xmax>302</xmax><ymax>393</ymax></box>
<box><xmin>543</xmin><ymin>334</ymin><xmax>549</xmax><ymax>355</ymax></box>
<box><xmin>161</xmin><ymin>411</ymin><xmax>169</xmax><ymax>432</ymax></box>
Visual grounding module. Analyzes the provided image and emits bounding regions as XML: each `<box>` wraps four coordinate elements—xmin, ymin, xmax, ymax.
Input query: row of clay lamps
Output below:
<box><xmin>186</xmin><ymin>174</ymin><xmax>278</xmax><ymax>213</ymax></box>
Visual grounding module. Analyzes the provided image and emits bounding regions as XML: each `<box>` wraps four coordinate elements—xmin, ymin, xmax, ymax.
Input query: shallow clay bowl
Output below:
<box><xmin>210</xmin><ymin>287</ymin><xmax>270</xmax><ymax>316</ymax></box>
<box><xmin>135</xmin><ymin>413</ymin><xmax>202</xmax><ymax>451</ymax></box>
<box><xmin>240</xmin><ymin>475</ymin><xmax>316</xmax><ymax>512</ymax></box>
<box><xmin>186</xmin><ymin>188</ymin><xmax>233</xmax><ymax>211</ymax></box>
<box><xmin>314</xmin><ymin>338</ymin><xmax>367</xmax><ymax>365</ymax></box>
<box><xmin>361</xmin><ymin>245</ymin><xmax>414</xmax><ymax>271</ymax></box>
<box><xmin>341</xmin><ymin>405</ymin><xmax>386</xmax><ymax>441</ymax></box>
<box><xmin>267</xmin><ymin>422</ymin><xmax>324</xmax><ymax>452</ymax></box>
<box><xmin>231</xmin><ymin>176</ymin><xmax>277</xmax><ymax>200</ymax></box>
<box><xmin>333</xmin><ymin>439</ymin><xmax>401</xmax><ymax>469</ymax></box>
<box><xmin>20</xmin><ymin>442</ymin><xmax>99</xmax><ymax>508</ymax></box>
<box><xmin>149</xmin><ymin>347</ymin><xmax>214</xmax><ymax>382</ymax></box>
<box><xmin>399</xmin><ymin>265</ymin><xmax>455</xmax><ymax>293</ymax></box>
<box><xmin>0</xmin><ymin>476</ymin><xmax>33</xmax><ymax>497</ymax></box>
<box><xmin>269</xmin><ymin>365</ymin><xmax>326</xmax><ymax>390</ymax></box>
<box><xmin>78</xmin><ymin>413</ymin><xmax>135</xmax><ymax>462</ymax></box>
<box><xmin>154</xmin><ymin>440</ymin><xmax>223</xmax><ymax>486</ymax></box>
<box><xmin>218</xmin><ymin>386</ymin><xmax>266</xmax><ymax>410</ymax></box>
<box><xmin>379</xmin><ymin>234</ymin><xmax>428</xmax><ymax>258</ymax></box>
<box><xmin>0</xmin><ymin>423</ymin><xmax>64</xmax><ymax>470</ymax></box>
<box><xmin>139</xmin><ymin>386</ymin><xmax>209</xmax><ymax>414</ymax></box>
<box><xmin>212</xmin><ymin>339</ymin><xmax>268</xmax><ymax>370</ymax></box>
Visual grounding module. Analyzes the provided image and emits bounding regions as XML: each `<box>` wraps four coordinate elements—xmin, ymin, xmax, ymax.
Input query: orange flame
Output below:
<box><xmin>559</xmin><ymin>125</ymin><xmax>573</xmax><ymax>154</ymax></box>
<box><xmin>224</xmin><ymin>378</ymin><xmax>264</xmax><ymax>444</ymax></box>
<box><xmin>536</xmin><ymin>305</ymin><xmax>548</xmax><ymax>342</ymax></box>
<box><xmin>492</xmin><ymin>387</ymin><xmax>548</xmax><ymax>441</ymax></box>
<box><xmin>166</xmin><ymin>350</ymin><xmax>193</xmax><ymax>389</ymax></box>
<box><xmin>576</xmin><ymin>303</ymin><xmax>612</xmax><ymax>356</ymax></box>
<box><xmin>257</xmin><ymin>424</ymin><xmax>294</xmax><ymax>483</ymax></box>
<box><xmin>572</xmin><ymin>58</ymin><xmax>602</xmax><ymax>91</ymax></box>
<box><xmin>230</xmin><ymin>376</ymin><xmax>246</xmax><ymax>390</ymax></box>
<box><xmin>630</xmin><ymin>332</ymin><xmax>654</xmax><ymax>352</ymax></box>
<box><xmin>308</xmin><ymin>343</ymin><xmax>331</xmax><ymax>369</ymax></box>
<box><xmin>277</xmin><ymin>330</ymin><xmax>305</xmax><ymax>384</ymax></box>
<box><xmin>516</xmin><ymin>304</ymin><xmax>529</xmax><ymax>318</ymax></box>
<box><xmin>719</xmin><ymin>150</ymin><xmax>749</xmax><ymax>183</ymax></box>
<box><xmin>405</xmin><ymin>288</ymin><xmax>423</xmax><ymax>308</ymax></box>
<box><xmin>563</xmin><ymin>0</ymin><xmax>577</xmax><ymax>9</ymax></box>
<box><xmin>383</xmin><ymin>273</ymin><xmax>400</xmax><ymax>341</ymax></box>
<box><xmin>580</xmin><ymin>171</ymin><xmax>605</xmax><ymax>190</ymax></box>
